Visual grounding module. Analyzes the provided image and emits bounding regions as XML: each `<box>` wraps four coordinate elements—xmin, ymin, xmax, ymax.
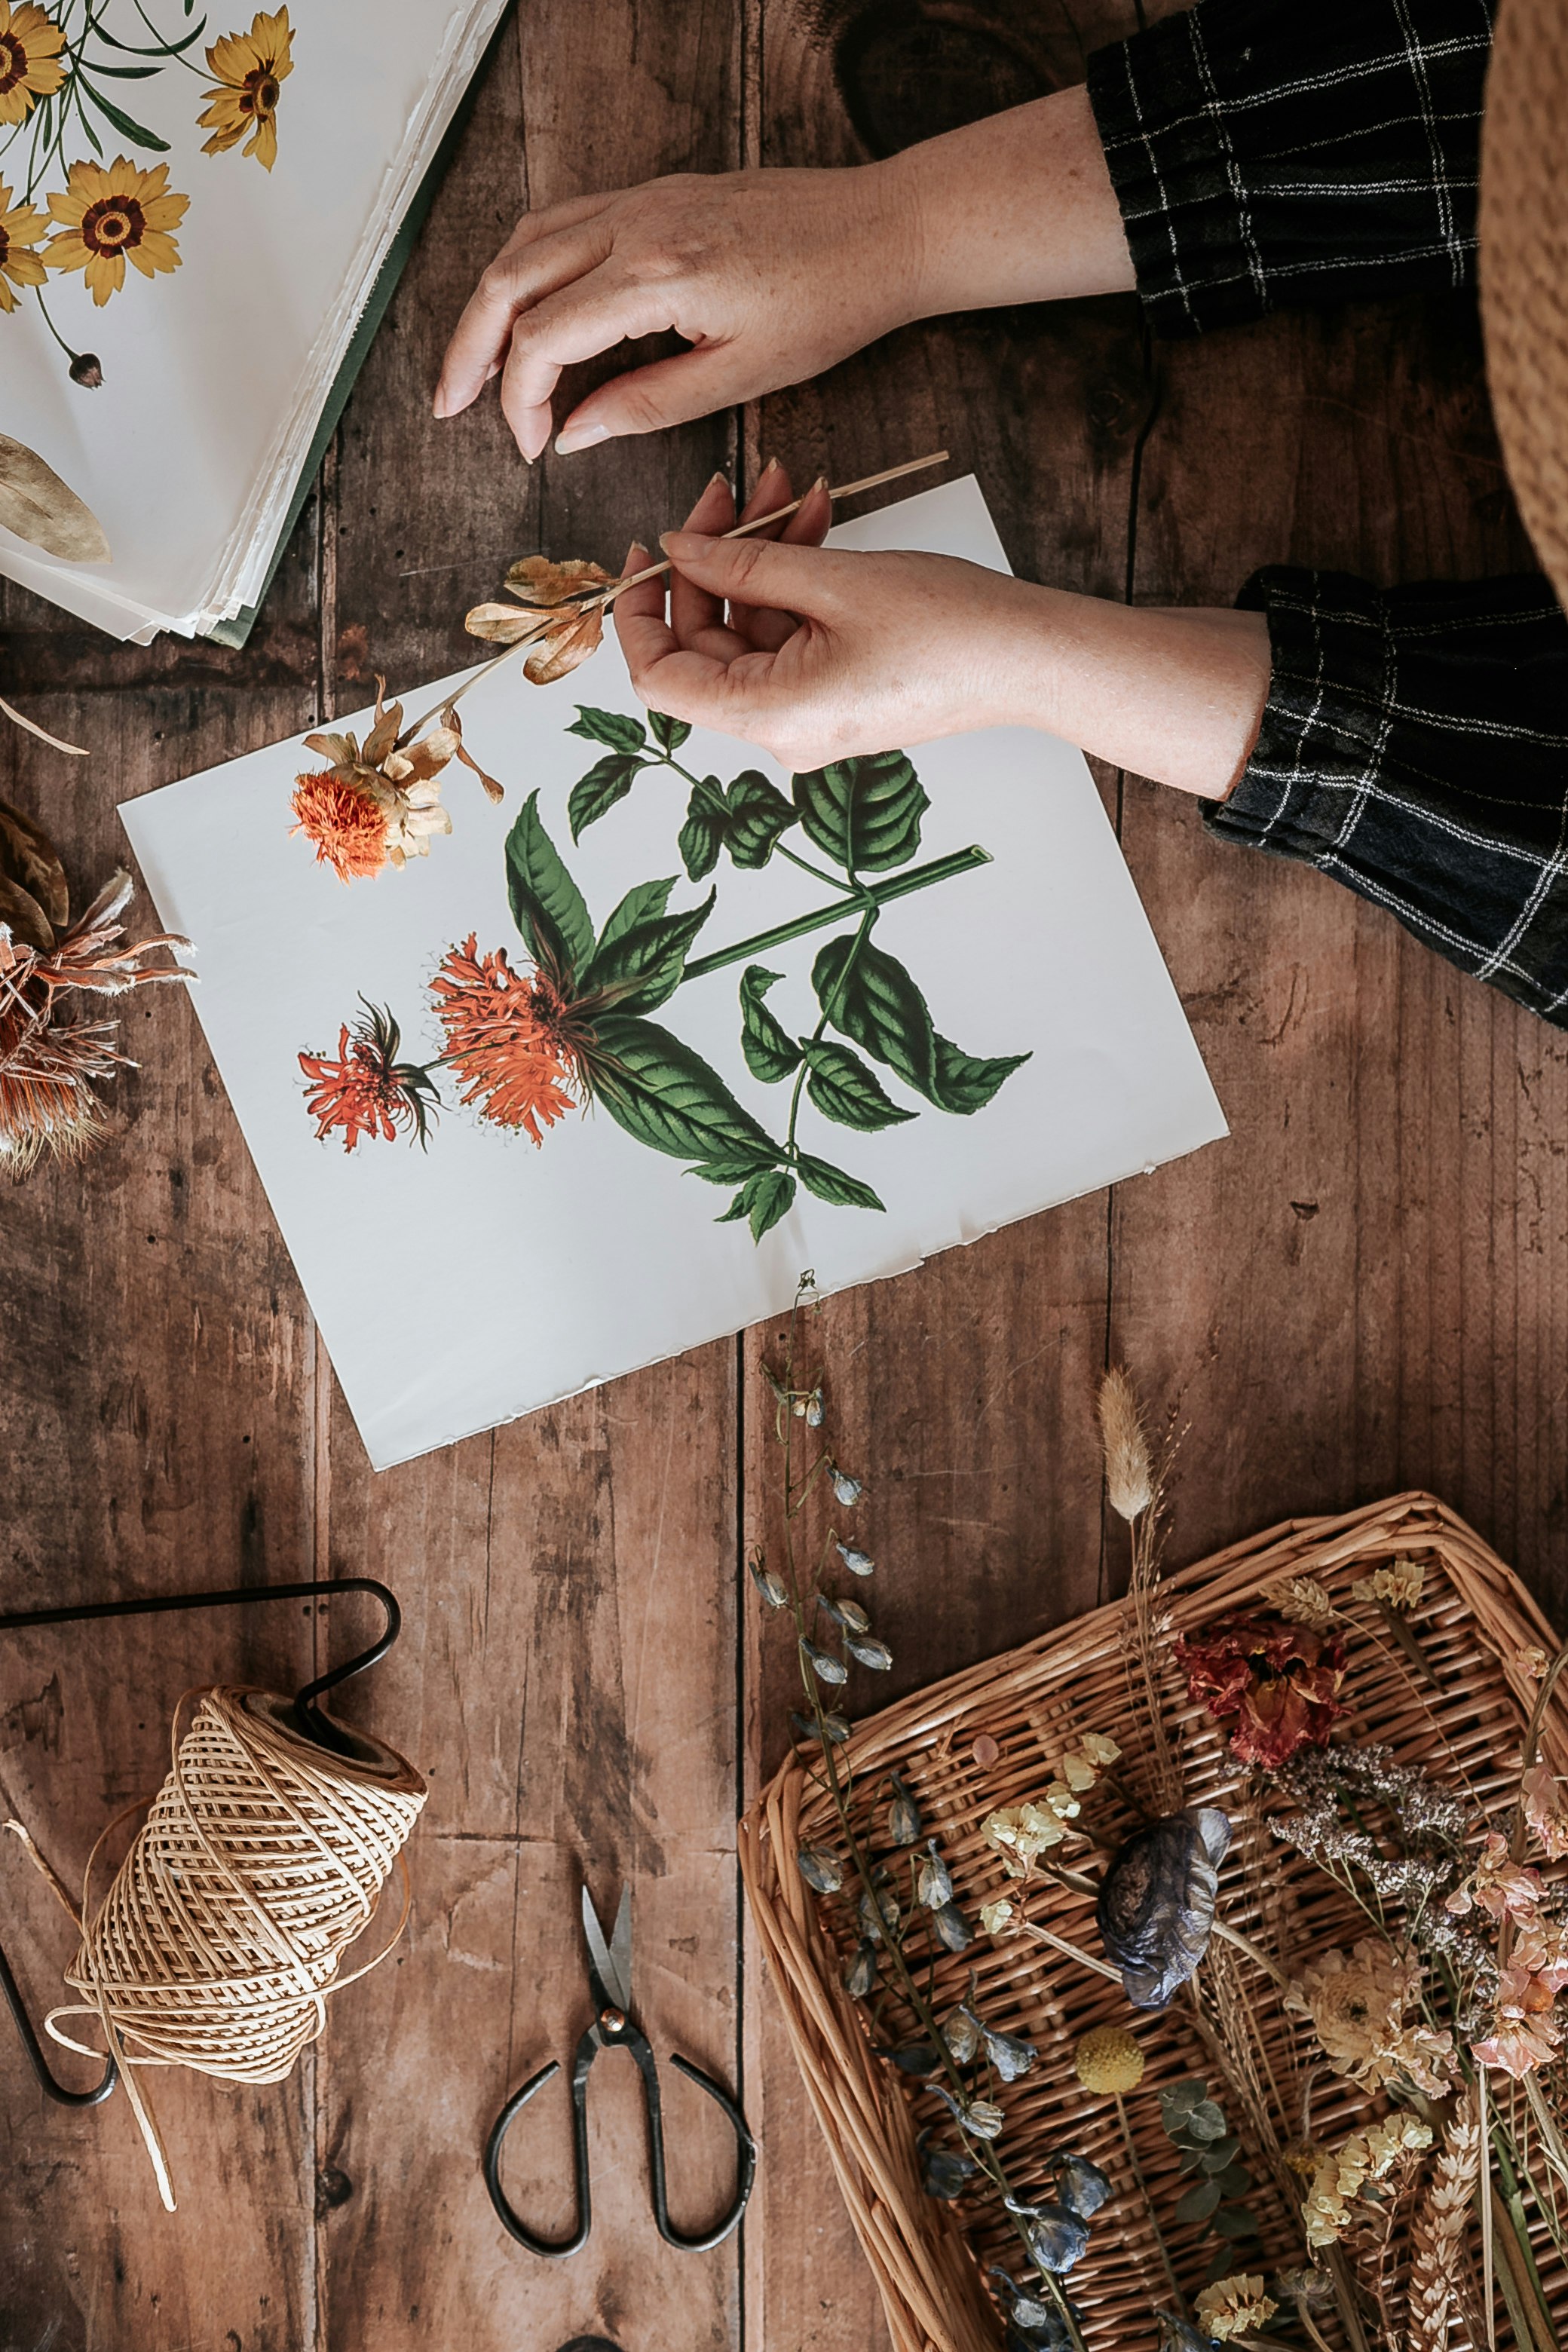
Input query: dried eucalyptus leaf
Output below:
<box><xmin>0</xmin><ymin>799</ymin><xmax>67</xmax><ymax>930</ymax></box>
<box><xmin>0</xmin><ymin>869</ymin><xmax>56</xmax><ymax>952</ymax></box>
<box><xmin>0</xmin><ymin>435</ymin><xmax>110</xmax><ymax>564</ymax></box>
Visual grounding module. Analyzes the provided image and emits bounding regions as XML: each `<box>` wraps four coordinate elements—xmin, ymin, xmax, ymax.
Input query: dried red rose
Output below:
<box><xmin>1175</xmin><ymin>1610</ymin><xmax>1348</xmax><ymax>1769</ymax></box>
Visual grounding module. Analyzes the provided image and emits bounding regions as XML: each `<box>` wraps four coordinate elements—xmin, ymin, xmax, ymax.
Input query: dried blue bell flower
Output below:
<box><xmin>1051</xmin><ymin>2151</ymin><xmax>1113</xmax><ymax>2218</ymax></box>
<box><xmin>920</xmin><ymin>2131</ymin><xmax>977</xmax><ymax>2200</ymax></box>
<box><xmin>1095</xmin><ymin>1805</ymin><xmax>1231</xmax><ymax>2009</ymax></box>
<box><xmin>748</xmin><ymin>1556</ymin><xmax>789</xmax><ymax>1608</ymax></box>
<box><xmin>847</xmin><ymin>1633</ymin><xmax>893</xmax><ymax>1671</ymax></box>
<box><xmin>843</xmin><ymin>1940</ymin><xmax>878</xmax><ymax>1998</ymax></box>
<box><xmin>980</xmin><ymin>2020</ymin><xmax>1037</xmax><ymax>2084</ymax></box>
<box><xmin>930</xmin><ymin>1900</ymin><xmax>972</xmax><ymax>1952</ymax></box>
<box><xmin>805</xmin><ymin>1386</ymin><xmax>824</xmax><ymax>1427</ymax></box>
<box><xmin>942</xmin><ymin>2007</ymin><xmax>982</xmax><ymax>2065</ymax></box>
<box><xmin>819</xmin><ymin>1594</ymin><xmax>870</xmax><ymax>1634</ymax></box>
<box><xmin>832</xmin><ymin>1470</ymin><xmax>863</xmax><ymax>1505</ymax></box>
<box><xmin>858</xmin><ymin>1883</ymin><xmax>899</xmax><ymax>1943</ymax></box>
<box><xmin>837</xmin><ymin>1541</ymin><xmax>874</xmax><ymax>1576</ymax></box>
<box><xmin>790</xmin><ymin>1707</ymin><xmax>851</xmax><ymax>1746</ymax></box>
<box><xmin>884</xmin><ymin>2039</ymin><xmax>944</xmax><ymax>2075</ymax></box>
<box><xmin>1014</xmin><ymin>2200</ymin><xmax>1091</xmax><ymax>2274</ymax></box>
<box><xmin>795</xmin><ymin>1845</ymin><xmax>844</xmax><ymax>1894</ymax></box>
<box><xmin>991</xmin><ymin>2271</ymin><xmax>1057</xmax><ymax>2334</ymax></box>
<box><xmin>992</xmin><ymin>2271</ymin><xmax>1084</xmax><ymax>2349</ymax></box>
<box><xmin>887</xmin><ymin>1772</ymin><xmax>921</xmax><ymax>1845</ymax></box>
<box><xmin>800</xmin><ymin>1636</ymin><xmax>848</xmax><ymax>1686</ymax></box>
<box><xmin>932</xmin><ymin>2084</ymin><xmax>1005</xmax><ymax>2139</ymax></box>
<box><xmin>917</xmin><ymin>1841</ymin><xmax>954</xmax><ymax>1909</ymax></box>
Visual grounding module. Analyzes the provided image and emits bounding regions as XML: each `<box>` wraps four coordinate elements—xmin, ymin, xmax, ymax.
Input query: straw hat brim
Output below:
<box><xmin>1481</xmin><ymin>0</ymin><xmax>1568</xmax><ymax>611</ymax></box>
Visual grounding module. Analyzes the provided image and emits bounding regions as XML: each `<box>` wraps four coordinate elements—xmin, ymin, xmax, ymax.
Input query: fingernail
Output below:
<box><xmin>660</xmin><ymin>529</ymin><xmax>715</xmax><ymax>556</ymax></box>
<box><xmin>709</xmin><ymin>469</ymin><xmax>731</xmax><ymax>492</ymax></box>
<box><xmin>810</xmin><ymin>473</ymin><xmax>828</xmax><ymax>495</ymax></box>
<box><xmin>760</xmin><ymin>455</ymin><xmax>783</xmax><ymax>476</ymax></box>
<box><xmin>432</xmin><ymin>386</ymin><xmax>451</xmax><ymax>419</ymax></box>
<box><xmin>555</xmin><ymin>420</ymin><xmax>609</xmax><ymax>455</ymax></box>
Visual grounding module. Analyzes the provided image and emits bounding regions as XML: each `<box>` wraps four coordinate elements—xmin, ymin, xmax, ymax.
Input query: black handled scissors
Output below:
<box><xmin>484</xmin><ymin>1883</ymin><xmax>756</xmax><ymax>2259</ymax></box>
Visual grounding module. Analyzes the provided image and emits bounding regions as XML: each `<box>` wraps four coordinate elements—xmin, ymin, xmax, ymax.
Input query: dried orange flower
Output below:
<box><xmin>429</xmin><ymin>936</ymin><xmax>589</xmax><ymax>1145</ymax></box>
<box><xmin>289</xmin><ymin>769</ymin><xmax>389</xmax><ymax>883</ymax></box>
<box><xmin>465</xmin><ymin>553</ymin><xmax>614</xmax><ymax>683</ymax></box>
<box><xmin>290</xmin><ymin>678</ymin><xmax>501</xmax><ymax>881</ymax></box>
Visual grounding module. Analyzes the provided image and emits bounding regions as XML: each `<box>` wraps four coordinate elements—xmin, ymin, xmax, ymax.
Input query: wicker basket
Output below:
<box><xmin>739</xmin><ymin>1492</ymin><xmax>1568</xmax><ymax>2352</ymax></box>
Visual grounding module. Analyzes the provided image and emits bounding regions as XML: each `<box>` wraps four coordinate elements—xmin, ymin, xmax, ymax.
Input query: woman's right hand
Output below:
<box><xmin>433</xmin><ymin>161</ymin><xmax>922</xmax><ymax>463</ymax></box>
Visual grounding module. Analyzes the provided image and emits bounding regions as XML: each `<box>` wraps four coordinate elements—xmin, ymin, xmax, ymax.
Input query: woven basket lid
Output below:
<box><xmin>1481</xmin><ymin>0</ymin><xmax>1568</xmax><ymax>608</ymax></box>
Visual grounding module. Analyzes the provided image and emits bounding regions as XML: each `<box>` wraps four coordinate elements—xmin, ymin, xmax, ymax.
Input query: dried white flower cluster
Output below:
<box><xmin>982</xmin><ymin>1735</ymin><xmax>1120</xmax><ymax>1878</ymax></box>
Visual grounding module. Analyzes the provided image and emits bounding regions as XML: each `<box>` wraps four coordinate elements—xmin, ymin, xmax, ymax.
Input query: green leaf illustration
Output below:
<box><xmin>80</xmin><ymin>80</ymin><xmax>170</xmax><ymax>149</ymax></box>
<box><xmin>812</xmin><ymin>936</ymin><xmax>1029</xmax><ymax>1114</ymax></box>
<box><xmin>580</xmin><ymin>890</ymin><xmax>715</xmax><ymax>1014</ymax></box>
<box><xmin>648</xmin><ymin>711</ymin><xmax>691</xmax><ymax>752</ymax></box>
<box><xmin>723</xmin><ymin>771</ymin><xmax>798</xmax><ymax>868</ymax></box>
<box><xmin>506</xmin><ymin>792</ymin><xmax>595</xmax><ymax>981</ymax></box>
<box><xmin>802</xmin><ymin>1040</ymin><xmax>916</xmax><ymax>1132</ymax></box>
<box><xmin>794</xmin><ymin>1152</ymin><xmax>886</xmax><ymax>1214</ymax></box>
<box><xmin>589</xmin><ymin>1013</ymin><xmax>779</xmax><ymax>1169</ymax></box>
<box><xmin>717</xmin><ymin>1168</ymin><xmax>796</xmax><ymax>1240</ymax></box>
<box><xmin>792</xmin><ymin>751</ymin><xmax>928</xmax><ymax>874</ymax></box>
<box><xmin>596</xmin><ymin>877</ymin><xmax>675</xmax><ymax>954</ymax></box>
<box><xmin>569</xmin><ymin>706</ymin><xmax>647</xmax><ymax>756</ymax></box>
<box><xmin>568</xmin><ymin>752</ymin><xmax>647</xmax><ymax>841</ymax></box>
<box><xmin>678</xmin><ymin>792</ymin><xmax>724</xmax><ymax>883</ymax></box>
<box><xmin>739</xmin><ymin>966</ymin><xmax>802</xmax><ymax>1085</ymax></box>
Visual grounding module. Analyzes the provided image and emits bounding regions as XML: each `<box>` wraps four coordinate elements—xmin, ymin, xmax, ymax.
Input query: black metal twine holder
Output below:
<box><xmin>0</xmin><ymin>1577</ymin><xmax>401</xmax><ymax>2112</ymax></box>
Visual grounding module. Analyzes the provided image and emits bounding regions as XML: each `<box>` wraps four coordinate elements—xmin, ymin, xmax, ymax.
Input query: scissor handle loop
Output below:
<box><xmin>651</xmin><ymin>2053</ymin><xmax>757</xmax><ymax>2252</ymax></box>
<box><xmin>483</xmin><ymin>2049</ymin><xmax>594</xmax><ymax>2259</ymax></box>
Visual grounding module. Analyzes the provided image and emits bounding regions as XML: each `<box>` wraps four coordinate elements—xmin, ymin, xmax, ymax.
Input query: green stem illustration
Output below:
<box><xmin>683</xmin><ymin>844</ymin><xmax>992</xmax><ymax>981</ymax></box>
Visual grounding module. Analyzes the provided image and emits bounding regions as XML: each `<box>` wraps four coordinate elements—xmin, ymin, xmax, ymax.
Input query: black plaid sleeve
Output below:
<box><xmin>1086</xmin><ymin>0</ymin><xmax>1494</xmax><ymax>336</ymax></box>
<box><xmin>1205</xmin><ymin>570</ymin><xmax>1568</xmax><ymax>1024</ymax></box>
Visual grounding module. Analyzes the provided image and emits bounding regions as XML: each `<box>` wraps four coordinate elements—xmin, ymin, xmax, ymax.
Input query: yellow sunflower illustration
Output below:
<box><xmin>0</xmin><ymin>176</ymin><xmax>47</xmax><ymax>311</ymax></box>
<box><xmin>198</xmin><ymin>6</ymin><xmax>293</xmax><ymax>171</ymax></box>
<box><xmin>44</xmin><ymin>158</ymin><xmax>188</xmax><ymax>307</ymax></box>
<box><xmin>0</xmin><ymin>3</ymin><xmax>66</xmax><ymax>127</ymax></box>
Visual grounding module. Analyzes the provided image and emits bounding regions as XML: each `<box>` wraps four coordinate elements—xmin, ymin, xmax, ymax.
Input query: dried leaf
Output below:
<box><xmin>504</xmin><ymin>554</ymin><xmax>613</xmax><ymax>607</ymax></box>
<box><xmin>0</xmin><ymin>434</ymin><xmax>111</xmax><ymax>565</ymax></box>
<box><xmin>0</xmin><ymin>695</ymin><xmax>87</xmax><ymax>758</ymax></box>
<box><xmin>464</xmin><ymin>600</ymin><xmax>544</xmax><ymax>646</ymax></box>
<box><xmin>0</xmin><ymin>800</ymin><xmax>67</xmax><ymax>931</ymax></box>
<box><xmin>0</xmin><ymin>868</ymin><xmax>55</xmax><ymax>953</ymax></box>
<box><xmin>524</xmin><ymin>606</ymin><xmax>604</xmax><ymax>685</ymax></box>
<box><xmin>443</xmin><ymin>703</ymin><xmax>504</xmax><ymax>803</ymax></box>
<box><xmin>361</xmin><ymin>682</ymin><xmax>403</xmax><ymax>770</ymax></box>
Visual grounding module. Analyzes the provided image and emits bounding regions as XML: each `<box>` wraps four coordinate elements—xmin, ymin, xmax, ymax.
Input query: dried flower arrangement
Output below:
<box><xmin>0</xmin><ymin>797</ymin><xmax>189</xmax><ymax>1173</ymax></box>
<box><xmin>742</xmin><ymin>1337</ymin><xmax>1568</xmax><ymax>2352</ymax></box>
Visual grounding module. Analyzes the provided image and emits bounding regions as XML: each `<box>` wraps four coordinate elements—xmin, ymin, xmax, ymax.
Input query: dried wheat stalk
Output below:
<box><xmin>1410</xmin><ymin>2084</ymin><xmax>1484</xmax><ymax>2349</ymax></box>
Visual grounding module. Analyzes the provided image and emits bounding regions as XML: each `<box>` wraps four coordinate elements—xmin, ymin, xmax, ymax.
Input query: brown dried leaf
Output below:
<box><xmin>0</xmin><ymin>798</ymin><xmax>67</xmax><ymax>931</ymax></box>
<box><xmin>302</xmin><ymin>730</ymin><xmax>357</xmax><ymax>769</ymax></box>
<box><xmin>443</xmin><ymin>703</ymin><xmax>504</xmax><ymax>803</ymax></box>
<box><xmin>0</xmin><ymin>869</ymin><xmax>56</xmax><ymax>953</ymax></box>
<box><xmin>504</xmin><ymin>555</ymin><xmax>612</xmax><ymax>608</ymax></box>
<box><xmin>524</xmin><ymin>606</ymin><xmax>604</xmax><ymax>684</ymax></box>
<box><xmin>0</xmin><ymin>435</ymin><xmax>111</xmax><ymax>565</ymax></box>
<box><xmin>389</xmin><ymin>725</ymin><xmax>459</xmax><ymax>785</ymax></box>
<box><xmin>361</xmin><ymin>679</ymin><xmax>403</xmax><ymax>770</ymax></box>
<box><xmin>464</xmin><ymin>601</ymin><xmax>543</xmax><ymax>646</ymax></box>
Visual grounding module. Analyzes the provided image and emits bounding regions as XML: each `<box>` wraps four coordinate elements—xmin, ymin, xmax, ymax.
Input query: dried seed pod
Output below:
<box><xmin>819</xmin><ymin>1594</ymin><xmax>870</xmax><ymax>1634</ymax></box>
<box><xmin>1051</xmin><ymin>2151</ymin><xmax>1112</xmax><ymax>2219</ymax></box>
<box><xmin>981</xmin><ymin>2020</ymin><xmax>1038</xmax><ymax>2085</ymax></box>
<box><xmin>791</xmin><ymin>1708</ymin><xmax>850</xmax><ymax>1747</ymax></box>
<box><xmin>920</xmin><ymin>2132</ymin><xmax>977</xmax><ymax>2200</ymax></box>
<box><xmin>942</xmin><ymin>2007</ymin><xmax>982</xmax><ymax>2065</ymax></box>
<box><xmin>887</xmin><ymin>1772</ymin><xmax>921</xmax><ymax>1846</ymax></box>
<box><xmin>858</xmin><ymin>1883</ymin><xmax>899</xmax><ymax>1944</ymax></box>
<box><xmin>917</xmin><ymin>1841</ymin><xmax>954</xmax><ymax>1909</ymax></box>
<box><xmin>795</xmin><ymin>1845</ymin><xmax>843</xmax><ymax>1894</ymax></box>
<box><xmin>847</xmin><ymin>1633</ymin><xmax>893</xmax><ymax>1671</ymax></box>
<box><xmin>832</xmin><ymin>1470</ymin><xmax>862</xmax><ymax>1506</ymax></box>
<box><xmin>748</xmin><ymin>1555</ymin><xmax>789</xmax><ymax>1608</ymax></box>
<box><xmin>933</xmin><ymin>2085</ymin><xmax>1004</xmax><ymax>2140</ymax></box>
<box><xmin>1095</xmin><ymin>1806</ymin><xmax>1231</xmax><ymax>2010</ymax></box>
<box><xmin>804</xmin><ymin>1386</ymin><xmax>824</xmax><ymax>1427</ymax></box>
<box><xmin>1012</xmin><ymin>2200</ymin><xmax>1091</xmax><ymax>2274</ymax></box>
<box><xmin>843</xmin><ymin>1940</ymin><xmax>878</xmax><ymax>1999</ymax></box>
<box><xmin>930</xmin><ymin>1900</ymin><xmax>972</xmax><ymax>1953</ymax></box>
<box><xmin>800</xmin><ymin>1637</ymin><xmax>847</xmax><ymax>1686</ymax></box>
<box><xmin>884</xmin><ymin>2039</ymin><xmax>943</xmax><ymax>2076</ymax></box>
<box><xmin>837</xmin><ymin>1541</ymin><xmax>874</xmax><ymax>1576</ymax></box>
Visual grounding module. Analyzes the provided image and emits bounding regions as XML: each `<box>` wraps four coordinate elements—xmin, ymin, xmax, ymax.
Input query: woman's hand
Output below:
<box><xmin>614</xmin><ymin>470</ymin><xmax>1272</xmax><ymax>798</ymax></box>
<box><xmin>436</xmin><ymin>88</ymin><xmax>1132</xmax><ymax>461</ymax></box>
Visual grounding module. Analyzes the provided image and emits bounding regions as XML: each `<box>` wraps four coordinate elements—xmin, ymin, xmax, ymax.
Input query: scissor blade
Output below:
<box><xmin>582</xmin><ymin>1882</ymin><xmax>632</xmax><ymax>2012</ymax></box>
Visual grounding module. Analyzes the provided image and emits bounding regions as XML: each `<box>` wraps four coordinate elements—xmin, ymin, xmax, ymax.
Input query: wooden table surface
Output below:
<box><xmin>3</xmin><ymin>3</ymin><xmax>1566</xmax><ymax>2347</ymax></box>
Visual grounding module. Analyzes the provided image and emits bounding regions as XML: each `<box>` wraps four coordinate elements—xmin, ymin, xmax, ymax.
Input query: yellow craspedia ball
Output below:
<box><xmin>1073</xmin><ymin>2025</ymin><xmax>1145</xmax><ymax>2093</ymax></box>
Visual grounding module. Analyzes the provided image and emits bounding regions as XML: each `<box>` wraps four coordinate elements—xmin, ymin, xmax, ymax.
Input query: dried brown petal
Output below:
<box><xmin>525</xmin><ymin>605</ymin><xmax>605</xmax><ymax>685</ymax></box>
<box><xmin>361</xmin><ymin>680</ymin><xmax>403</xmax><ymax>771</ymax></box>
<box><xmin>464</xmin><ymin>600</ymin><xmax>544</xmax><ymax>647</ymax></box>
<box><xmin>302</xmin><ymin>729</ymin><xmax>360</xmax><ymax>769</ymax></box>
<box><xmin>0</xmin><ymin>801</ymin><xmax>67</xmax><ymax>932</ymax></box>
<box><xmin>0</xmin><ymin>870</ymin><xmax>54</xmax><ymax>953</ymax></box>
<box><xmin>0</xmin><ymin>433</ymin><xmax>111</xmax><ymax>564</ymax></box>
<box><xmin>443</xmin><ymin>703</ymin><xmax>504</xmax><ymax>803</ymax></box>
<box><xmin>504</xmin><ymin>554</ymin><xmax>613</xmax><ymax>607</ymax></box>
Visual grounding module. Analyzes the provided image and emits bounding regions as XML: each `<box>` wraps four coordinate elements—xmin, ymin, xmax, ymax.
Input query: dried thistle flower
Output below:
<box><xmin>1097</xmin><ymin>1366</ymin><xmax>1153</xmax><ymax>1520</ymax></box>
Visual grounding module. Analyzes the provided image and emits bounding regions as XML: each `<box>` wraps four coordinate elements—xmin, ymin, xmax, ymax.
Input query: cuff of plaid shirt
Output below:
<box><xmin>1204</xmin><ymin>568</ymin><xmax>1568</xmax><ymax>1026</ymax></box>
<box><xmin>1085</xmin><ymin>0</ymin><xmax>1491</xmax><ymax>338</ymax></box>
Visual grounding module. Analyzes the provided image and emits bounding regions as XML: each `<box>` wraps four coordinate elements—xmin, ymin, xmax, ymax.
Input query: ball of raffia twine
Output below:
<box><xmin>1481</xmin><ymin>0</ymin><xmax>1568</xmax><ymax>610</ymax></box>
<box><xmin>18</xmin><ymin>1686</ymin><xmax>426</xmax><ymax>2212</ymax></box>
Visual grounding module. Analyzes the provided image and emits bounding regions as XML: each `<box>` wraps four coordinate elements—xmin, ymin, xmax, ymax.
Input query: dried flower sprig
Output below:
<box><xmin>1098</xmin><ymin>1367</ymin><xmax>1182</xmax><ymax>1814</ymax></box>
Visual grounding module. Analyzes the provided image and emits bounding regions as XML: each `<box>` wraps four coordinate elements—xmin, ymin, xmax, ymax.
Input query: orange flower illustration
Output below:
<box><xmin>299</xmin><ymin>1001</ymin><xmax>439</xmax><ymax>1152</ymax></box>
<box><xmin>0</xmin><ymin>3</ymin><xmax>66</xmax><ymax>126</ymax></box>
<box><xmin>198</xmin><ymin>6</ymin><xmax>293</xmax><ymax>171</ymax></box>
<box><xmin>0</xmin><ymin>175</ymin><xmax>46</xmax><ymax>310</ymax></box>
<box><xmin>430</xmin><ymin>936</ymin><xmax>588</xmax><ymax>1145</ymax></box>
<box><xmin>45</xmin><ymin>156</ymin><xmax>187</xmax><ymax>306</ymax></box>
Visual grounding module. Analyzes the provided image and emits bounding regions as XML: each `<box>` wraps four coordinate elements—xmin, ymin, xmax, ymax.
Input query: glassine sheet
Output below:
<box><xmin>0</xmin><ymin>0</ymin><xmax>507</xmax><ymax>639</ymax></box>
<box><xmin>121</xmin><ymin>476</ymin><xmax>1227</xmax><ymax>1468</ymax></box>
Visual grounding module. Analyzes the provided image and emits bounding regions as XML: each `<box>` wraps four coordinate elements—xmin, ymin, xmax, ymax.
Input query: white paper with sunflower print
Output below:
<box><xmin>0</xmin><ymin>0</ymin><xmax>507</xmax><ymax>640</ymax></box>
<box><xmin>120</xmin><ymin>478</ymin><xmax>1228</xmax><ymax>1470</ymax></box>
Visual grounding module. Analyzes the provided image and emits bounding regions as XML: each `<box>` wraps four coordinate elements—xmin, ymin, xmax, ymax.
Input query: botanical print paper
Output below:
<box><xmin>0</xmin><ymin>0</ymin><xmax>507</xmax><ymax>639</ymax></box>
<box><xmin>121</xmin><ymin>478</ymin><xmax>1227</xmax><ymax>1468</ymax></box>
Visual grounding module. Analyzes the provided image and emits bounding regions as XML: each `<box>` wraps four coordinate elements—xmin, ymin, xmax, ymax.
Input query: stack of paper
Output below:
<box><xmin>0</xmin><ymin>0</ymin><xmax>507</xmax><ymax>642</ymax></box>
